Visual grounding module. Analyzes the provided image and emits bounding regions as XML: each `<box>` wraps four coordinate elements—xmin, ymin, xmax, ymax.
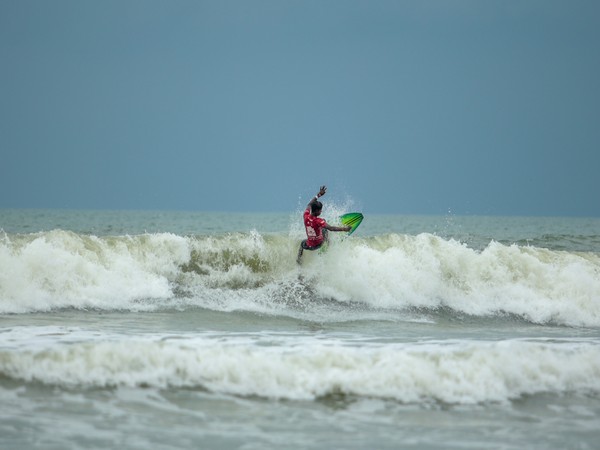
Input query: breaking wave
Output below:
<box><xmin>1</xmin><ymin>328</ymin><xmax>599</xmax><ymax>404</ymax></box>
<box><xmin>1</xmin><ymin>230</ymin><xmax>599</xmax><ymax>327</ymax></box>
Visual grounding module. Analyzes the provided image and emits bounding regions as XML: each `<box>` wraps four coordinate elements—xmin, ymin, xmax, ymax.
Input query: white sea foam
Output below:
<box><xmin>306</xmin><ymin>235</ymin><xmax>600</xmax><ymax>326</ymax></box>
<box><xmin>1</xmin><ymin>230</ymin><xmax>599</xmax><ymax>326</ymax></box>
<box><xmin>0</xmin><ymin>231</ymin><xmax>189</xmax><ymax>312</ymax></box>
<box><xmin>1</xmin><ymin>330</ymin><xmax>599</xmax><ymax>404</ymax></box>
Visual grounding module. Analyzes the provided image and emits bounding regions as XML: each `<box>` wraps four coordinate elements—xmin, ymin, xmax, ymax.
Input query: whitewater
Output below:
<box><xmin>1</xmin><ymin>209</ymin><xmax>599</xmax><ymax>449</ymax></box>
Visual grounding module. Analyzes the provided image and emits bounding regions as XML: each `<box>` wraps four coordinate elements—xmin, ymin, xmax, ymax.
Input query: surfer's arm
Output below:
<box><xmin>325</xmin><ymin>224</ymin><xmax>352</xmax><ymax>232</ymax></box>
<box><xmin>305</xmin><ymin>185</ymin><xmax>327</xmax><ymax>209</ymax></box>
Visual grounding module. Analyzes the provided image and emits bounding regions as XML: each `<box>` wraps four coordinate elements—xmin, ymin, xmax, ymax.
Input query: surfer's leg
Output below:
<box><xmin>323</xmin><ymin>228</ymin><xmax>329</xmax><ymax>244</ymax></box>
<box><xmin>296</xmin><ymin>241</ymin><xmax>305</xmax><ymax>265</ymax></box>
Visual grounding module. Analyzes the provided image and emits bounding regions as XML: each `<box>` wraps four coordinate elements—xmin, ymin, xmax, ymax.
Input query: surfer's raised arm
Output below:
<box><xmin>306</xmin><ymin>185</ymin><xmax>327</xmax><ymax>209</ymax></box>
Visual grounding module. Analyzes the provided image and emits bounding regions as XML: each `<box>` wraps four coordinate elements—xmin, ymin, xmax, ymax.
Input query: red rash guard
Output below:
<box><xmin>303</xmin><ymin>207</ymin><xmax>327</xmax><ymax>248</ymax></box>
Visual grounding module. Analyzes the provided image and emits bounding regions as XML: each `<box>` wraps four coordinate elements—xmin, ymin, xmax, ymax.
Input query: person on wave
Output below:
<box><xmin>297</xmin><ymin>185</ymin><xmax>351</xmax><ymax>265</ymax></box>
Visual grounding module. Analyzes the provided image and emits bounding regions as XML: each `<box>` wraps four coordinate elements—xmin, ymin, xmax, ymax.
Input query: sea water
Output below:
<box><xmin>1</xmin><ymin>209</ymin><xmax>599</xmax><ymax>449</ymax></box>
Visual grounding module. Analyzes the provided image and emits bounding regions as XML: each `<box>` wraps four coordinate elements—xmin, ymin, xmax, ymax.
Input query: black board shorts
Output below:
<box><xmin>301</xmin><ymin>240</ymin><xmax>323</xmax><ymax>251</ymax></box>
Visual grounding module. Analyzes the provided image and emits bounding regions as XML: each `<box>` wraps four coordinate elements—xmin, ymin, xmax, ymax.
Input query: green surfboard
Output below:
<box><xmin>340</xmin><ymin>212</ymin><xmax>364</xmax><ymax>236</ymax></box>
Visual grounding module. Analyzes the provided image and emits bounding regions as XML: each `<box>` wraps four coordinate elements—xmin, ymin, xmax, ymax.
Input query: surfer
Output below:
<box><xmin>296</xmin><ymin>185</ymin><xmax>351</xmax><ymax>264</ymax></box>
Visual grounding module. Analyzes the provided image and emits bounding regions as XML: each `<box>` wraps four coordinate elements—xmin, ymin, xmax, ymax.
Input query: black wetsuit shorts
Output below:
<box><xmin>301</xmin><ymin>240</ymin><xmax>323</xmax><ymax>251</ymax></box>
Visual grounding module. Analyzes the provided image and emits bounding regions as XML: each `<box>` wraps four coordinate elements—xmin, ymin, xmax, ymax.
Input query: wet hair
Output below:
<box><xmin>311</xmin><ymin>201</ymin><xmax>323</xmax><ymax>214</ymax></box>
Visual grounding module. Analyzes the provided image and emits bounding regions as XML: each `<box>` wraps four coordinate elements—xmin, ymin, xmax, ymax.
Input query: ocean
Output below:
<box><xmin>1</xmin><ymin>208</ymin><xmax>599</xmax><ymax>449</ymax></box>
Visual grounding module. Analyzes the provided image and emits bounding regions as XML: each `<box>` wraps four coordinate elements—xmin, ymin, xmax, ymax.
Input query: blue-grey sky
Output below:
<box><xmin>1</xmin><ymin>0</ymin><xmax>599</xmax><ymax>216</ymax></box>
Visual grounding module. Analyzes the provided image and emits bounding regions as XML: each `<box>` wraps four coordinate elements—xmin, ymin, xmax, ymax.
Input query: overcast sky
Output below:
<box><xmin>1</xmin><ymin>0</ymin><xmax>599</xmax><ymax>216</ymax></box>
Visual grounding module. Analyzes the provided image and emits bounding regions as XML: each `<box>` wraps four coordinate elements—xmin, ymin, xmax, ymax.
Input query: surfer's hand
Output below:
<box><xmin>344</xmin><ymin>226</ymin><xmax>352</xmax><ymax>232</ymax></box>
<box><xmin>318</xmin><ymin>186</ymin><xmax>327</xmax><ymax>197</ymax></box>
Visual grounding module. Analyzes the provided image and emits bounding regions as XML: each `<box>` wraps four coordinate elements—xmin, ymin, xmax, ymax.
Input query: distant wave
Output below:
<box><xmin>513</xmin><ymin>234</ymin><xmax>600</xmax><ymax>252</ymax></box>
<box><xmin>1</xmin><ymin>230</ymin><xmax>599</xmax><ymax>327</ymax></box>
